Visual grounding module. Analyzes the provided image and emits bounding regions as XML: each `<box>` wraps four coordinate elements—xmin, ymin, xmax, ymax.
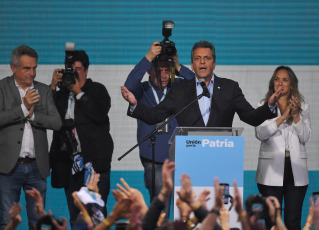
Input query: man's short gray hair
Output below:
<box><xmin>10</xmin><ymin>45</ymin><xmax>38</xmax><ymax>67</ymax></box>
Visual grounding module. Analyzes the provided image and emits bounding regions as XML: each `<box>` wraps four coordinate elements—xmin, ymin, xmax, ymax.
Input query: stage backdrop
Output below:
<box><xmin>1</xmin><ymin>1</ymin><xmax>319</xmax><ymax>229</ymax></box>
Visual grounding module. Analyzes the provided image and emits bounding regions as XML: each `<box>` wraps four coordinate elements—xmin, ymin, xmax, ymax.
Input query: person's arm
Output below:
<box><xmin>50</xmin><ymin>69</ymin><xmax>63</xmax><ymax>91</ymax></box>
<box><xmin>31</xmin><ymin>85</ymin><xmax>62</xmax><ymax>131</ymax></box>
<box><xmin>302</xmin><ymin>203</ymin><xmax>313</xmax><ymax>230</ymax></box>
<box><xmin>219</xmin><ymin>207</ymin><xmax>229</xmax><ymax>230</ymax></box>
<box><xmin>310</xmin><ymin>198</ymin><xmax>319</xmax><ymax>230</ymax></box>
<box><xmin>233</xmin><ymin>180</ymin><xmax>251</xmax><ymax>230</ymax></box>
<box><xmin>292</xmin><ymin>102</ymin><xmax>311</xmax><ymax>143</ymax></box>
<box><xmin>0</xmin><ymin>82</ymin><xmax>32</xmax><ymax>128</ymax></box>
<box><xmin>199</xmin><ymin>178</ymin><xmax>223</xmax><ymax>230</ymax></box>
<box><xmin>94</xmin><ymin>198</ymin><xmax>132</xmax><ymax>230</ymax></box>
<box><xmin>177</xmin><ymin>174</ymin><xmax>209</xmax><ymax>223</ymax></box>
<box><xmin>254</xmin><ymin>100</ymin><xmax>279</xmax><ymax>141</ymax></box>
<box><xmin>115</xmin><ymin>177</ymin><xmax>148</xmax><ymax>218</ymax></box>
<box><xmin>125</xmin><ymin>42</ymin><xmax>161</xmax><ymax>93</ymax></box>
<box><xmin>176</xmin><ymin>198</ymin><xmax>192</xmax><ymax>222</ymax></box>
<box><xmin>121</xmin><ymin>84</ymin><xmax>174</xmax><ymax>125</ymax></box>
<box><xmin>173</xmin><ymin>53</ymin><xmax>195</xmax><ymax>80</ymax></box>
<box><xmin>266</xmin><ymin>196</ymin><xmax>287</xmax><ymax>230</ymax></box>
<box><xmin>4</xmin><ymin>203</ymin><xmax>22</xmax><ymax>230</ymax></box>
<box><xmin>126</xmin><ymin>205</ymin><xmax>143</xmax><ymax>230</ymax></box>
<box><xmin>72</xmin><ymin>192</ymin><xmax>94</xmax><ymax>228</ymax></box>
<box><xmin>142</xmin><ymin>160</ymin><xmax>175</xmax><ymax>230</ymax></box>
<box><xmin>74</xmin><ymin>81</ymin><xmax>111</xmax><ymax>123</ymax></box>
<box><xmin>25</xmin><ymin>188</ymin><xmax>46</xmax><ymax>216</ymax></box>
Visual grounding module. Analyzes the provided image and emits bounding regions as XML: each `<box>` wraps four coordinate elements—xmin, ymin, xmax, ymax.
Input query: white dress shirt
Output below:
<box><xmin>15</xmin><ymin>81</ymin><xmax>35</xmax><ymax>158</ymax></box>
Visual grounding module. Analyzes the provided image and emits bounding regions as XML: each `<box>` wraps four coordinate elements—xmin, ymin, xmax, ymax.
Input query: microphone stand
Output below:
<box><xmin>118</xmin><ymin>90</ymin><xmax>208</xmax><ymax>200</ymax></box>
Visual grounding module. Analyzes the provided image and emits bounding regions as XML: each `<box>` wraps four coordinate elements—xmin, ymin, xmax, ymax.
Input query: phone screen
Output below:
<box><xmin>313</xmin><ymin>192</ymin><xmax>319</xmax><ymax>205</ymax></box>
<box><xmin>219</xmin><ymin>183</ymin><xmax>229</xmax><ymax>204</ymax></box>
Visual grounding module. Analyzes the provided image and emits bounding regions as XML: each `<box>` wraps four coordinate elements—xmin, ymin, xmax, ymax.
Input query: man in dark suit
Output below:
<box><xmin>49</xmin><ymin>50</ymin><xmax>113</xmax><ymax>226</ymax></box>
<box><xmin>0</xmin><ymin>45</ymin><xmax>62</xmax><ymax>229</ymax></box>
<box><xmin>121</xmin><ymin>40</ymin><xmax>282</xmax><ymax>128</ymax></box>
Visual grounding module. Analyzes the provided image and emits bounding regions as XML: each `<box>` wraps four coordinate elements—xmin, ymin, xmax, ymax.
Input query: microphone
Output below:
<box><xmin>199</xmin><ymin>78</ymin><xmax>210</xmax><ymax>98</ymax></box>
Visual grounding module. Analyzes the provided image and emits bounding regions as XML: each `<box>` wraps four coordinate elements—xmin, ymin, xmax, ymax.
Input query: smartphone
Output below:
<box><xmin>219</xmin><ymin>183</ymin><xmax>229</xmax><ymax>204</ymax></box>
<box><xmin>313</xmin><ymin>191</ymin><xmax>319</xmax><ymax>205</ymax></box>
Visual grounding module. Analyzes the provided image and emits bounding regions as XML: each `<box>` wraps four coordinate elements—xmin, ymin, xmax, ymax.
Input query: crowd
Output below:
<box><xmin>3</xmin><ymin>160</ymin><xmax>319</xmax><ymax>230</ymax></box>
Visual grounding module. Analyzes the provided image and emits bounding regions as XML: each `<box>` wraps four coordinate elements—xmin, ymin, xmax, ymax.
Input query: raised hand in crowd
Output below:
<box><xmin>25</xmin><ymin>188</ymin><xmax>46</xmax><ymax>216</ymax></box>
<box><xmin>158</xmin><ymin>159</ymin><xmax>175</xmax><ymax>203</ymax></box>
<box><xmin>113</xmin><ymin>177</ymin><xmax>148</xmax><ymax>218</ymax></box>
<box><xmin>303</xmin><ymin>202</ymin><xmax>313</xmax><ymax>230</ymax></box>
<box><xmin>199</xmin><ymin>178</ymin><xmax>223</xmax><ymax>230</ymax></box>
<box><xmin>72</xmin><ymin>192</ymin><xmax>93</xmax><ymax>228</ymax></box>
<box><xmin>233</xmin><ymin>180</ymin><xmax>250</xmax><ymax>230</ymax></box>
<box><xmin>142</xmin><ymin>160</ymin><xmax>175</xmax><ymax>230</ymax></box>
<box><xmin>176</xmin><ymin>198</ymin><xmax>192</xmax><ymax>222</ymax></box>
<box><xmin>52</xmin><ymin>217</ymin><xmax>68</xmax><ymax>230</ymax></box>
<box><xmin>87</xmin><ymin>170</ymin><xmax>100</xmax><ymax>193</ymax></box>
<box><xmin>266</xmin><ymin>196</ymin><xmax>287</xmax><ymax>230</ymax></box>
<box><xmin>197</xmin><ymin>189</ymin><xmax>211</xmax><ymax>211</ymax></box>
<box><xmin>94</xmin><ymin>197</ymin><xmax>132</xmax><ymax>230</ymax></box>
<box><xmin>219</xmin><ymin>205</ymin><xmax>230</xmax><ymax>230</ymax></box>
<box><xmin>177</xmin><ymin>174</ymin><xmax>198</xmax><ymax>209</ymax></box>
<box><xmin>310</xmin><ymin>197</ymin><xmax>319</xmax><ymax>230</ymax></box>
<box><xmin>4</xmin><ymin>203</ymin><xmax>22</xmax><ymax>230</ymax></box>
<box><xmin>126</xmin><ymin>204</ymin><xmax>143</xmax><ymax>230</ymax></box>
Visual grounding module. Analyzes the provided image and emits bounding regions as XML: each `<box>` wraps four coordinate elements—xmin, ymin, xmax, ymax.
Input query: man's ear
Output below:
<box><xmin>11</xmin><ymin>64</ymin><xmax>16</xmax><ymax>74</ymax></box>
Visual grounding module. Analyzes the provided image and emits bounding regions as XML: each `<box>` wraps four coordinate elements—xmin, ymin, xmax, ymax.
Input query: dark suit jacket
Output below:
<box><xmin>130</xmin><ymin>76</ymin><xmax>275</xmax><ymax>127</ymax></box>
<box><xmin>0</xmin><ymin>76</ymin><xmax>62</xmax><ymax>178</ymax></box>
<box><xmin>50</xmin><ymin>78</ymin><xmax>113</xmax><ymax>188</ymax></box>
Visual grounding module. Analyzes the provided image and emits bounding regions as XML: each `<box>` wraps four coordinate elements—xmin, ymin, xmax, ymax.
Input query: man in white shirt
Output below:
<box><xmin>0</xmin><ymin>45</ymin><xmax>62</xmax><ymax>230</ymax></box>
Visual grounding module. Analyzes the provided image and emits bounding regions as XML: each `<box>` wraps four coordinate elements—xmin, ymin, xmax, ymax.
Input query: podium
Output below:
<box><xmin>169</xmin><ymin>127</ymin><xmax>244</xmax><ymax>228</ymax></box>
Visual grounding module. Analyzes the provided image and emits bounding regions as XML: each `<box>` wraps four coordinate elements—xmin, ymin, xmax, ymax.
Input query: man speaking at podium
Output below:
<box><xmin>121</xmin><ymin>40</ymin><xmax>281</xmax><ymax>128</ymax></box>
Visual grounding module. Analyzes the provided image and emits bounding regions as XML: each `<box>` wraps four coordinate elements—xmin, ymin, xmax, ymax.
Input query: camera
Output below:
<box><xmin>57</xmin><ymin>42</ymin><xmax>79</xmax><ymax>88</ymax></box>
<box><xmin>313</xmin><ymin>191</ymin><xmax>319</xmax><ymax>205</ymax></box>
<box><xmin>157</xmin><ymin>20</ymin><xmax>177</xmax><ymax>60</ymax></box>
<box><xmin>245</xmin><ymin>194</ymin><xmax>269</xmax><ymax>219</ymax></box>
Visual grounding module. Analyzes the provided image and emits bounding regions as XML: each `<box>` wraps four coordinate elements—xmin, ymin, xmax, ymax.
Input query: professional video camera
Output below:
<box><xmin>57</xmin><ymin>42</ymin><xmax>79</xmax><ymax>88</ymax></box>
<box><xmin>157</xmin><ymin>20</ymin><xmax>177</xmax><ymax>60</ymax></box>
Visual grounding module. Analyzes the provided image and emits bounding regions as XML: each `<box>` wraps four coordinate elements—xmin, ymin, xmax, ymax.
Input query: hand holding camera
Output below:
<box><xmin>51</xmin><ymin>68</ymin><xmax>63</xmax><ymax>91</ymax></box>
<box><xmin>68</xmin><ymin>77</ymin><xmax>82</xmax><ymax>95</ymax></box>
<box><xmin>145</xmin><ymin>41</ymin><xmax>162</xmax><ymax>62</ymax></box>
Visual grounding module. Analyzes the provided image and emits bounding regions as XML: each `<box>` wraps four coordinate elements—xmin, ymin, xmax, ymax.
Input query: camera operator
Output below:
<box><xmin>49</xmin><ymin>50</ymin><xmax>113</xmax><ymax>226</ymax></box>
<box><xmin>124</xmin><ymin>41</ymin><xmax>194</xmax><ymax>216</ymax></box>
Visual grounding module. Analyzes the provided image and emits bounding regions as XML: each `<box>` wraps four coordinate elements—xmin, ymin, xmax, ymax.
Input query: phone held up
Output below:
<box><xmin>220</xmin><ymin>183</ymin><xmax>230</xmax><ymax>204</ymax></box>
<box><xmin>313</xmin><ymin>191</ymin><xmax>319</xmax><ymax>205</ymax></box>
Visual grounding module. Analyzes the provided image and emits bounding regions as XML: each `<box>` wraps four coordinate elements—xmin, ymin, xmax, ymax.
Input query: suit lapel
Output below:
<box><xmin>185</xmin><ymin>77</ymin><xmax>206</xmax><ymax>126</ymax></box>
<box><xmin>8</xmin><ymin>76</ymin><xmax>23</xmax><ymax>105</ymax></box>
